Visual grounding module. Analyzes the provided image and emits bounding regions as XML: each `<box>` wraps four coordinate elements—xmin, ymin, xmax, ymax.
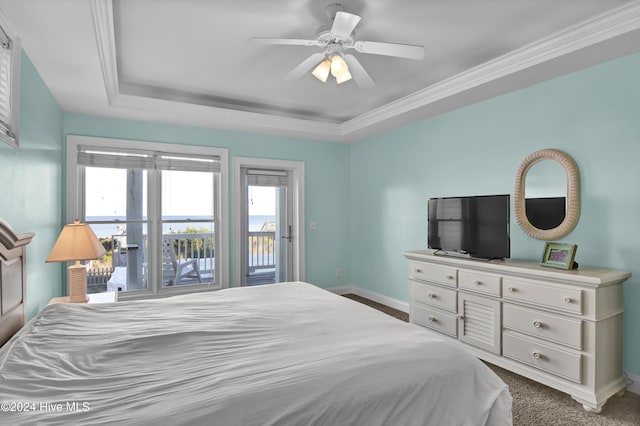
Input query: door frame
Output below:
<box><xmin>232</xmin><ymin>157</ymin><xmax>305</xmax><ymax>286</ymax></box>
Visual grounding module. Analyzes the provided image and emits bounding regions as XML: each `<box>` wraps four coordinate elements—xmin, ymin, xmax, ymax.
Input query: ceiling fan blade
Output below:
<box><xmin>353</xmin><ymin>41</ymin><xmax>424</xmax><ymax>60</ymax></box>
<box><xmin>331</xmin><ymin>11</ymin><xmax>361</xmax><ymax>38</ymax></box>
<box><xmin>285</xmin><ymin>52</ymin><xmax>325</xmax><ymax>81</ymax></box>
<box><xmin>249</xmin><ymin>37</ymin><xmax>319</xmax><ymax>47</ymax></box>
<box><xmin>343</xmin><ymin>54</ymin><xmax>375</xmax><ymax>89</ymax></box>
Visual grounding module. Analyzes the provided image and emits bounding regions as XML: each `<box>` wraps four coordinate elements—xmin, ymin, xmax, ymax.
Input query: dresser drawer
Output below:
<box><xmin>459</xmin><ymin>270</ymin><xmax>501</xmax><ymax>297</ymax></box>
<box><xmin>410</xmin><ymin>262</ymin><xmax>458</xmax><ymax>288</ymax></box>
<box><xmin>503</xmin><ymin>332</ymin><xmax>582</xmax><ymax>383</ymax></box>
<box><xmin>412</xmin><ymin>281</ymin><xmax>457</xmax><ymax>312</ymax></box>
<box><xmin>503</xmin><ymin>278</ymin><xmax>582</xmax><ymax>314</ymax></box>
<box><xmin>412</xmin><ymin>304</ymin><xmax>458</xmax><ymax>338</ymax></box>
<box><xmin>503</xmin><ymin>304</ymin><xmax>582</xmax><ymax>349</ymax></box>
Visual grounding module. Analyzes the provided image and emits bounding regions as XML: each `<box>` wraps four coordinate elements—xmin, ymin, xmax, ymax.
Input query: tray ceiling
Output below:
<box><xmin>1</xmin><ymin>0</ymin><xmax>640</xmax><ymax>142</ymax></box>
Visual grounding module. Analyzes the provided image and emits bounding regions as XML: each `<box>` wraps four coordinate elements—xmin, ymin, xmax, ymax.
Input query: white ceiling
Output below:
<box><xmin>1</xmin><ymin>0</ymin><xmax>640</xmax><ymax>142</ymax></box>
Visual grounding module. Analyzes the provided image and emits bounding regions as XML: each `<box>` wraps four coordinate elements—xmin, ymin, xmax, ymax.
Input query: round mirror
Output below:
<box><xmin>514</xmin><ymin>149</ymin><xmax>580</xmax><ymax>240</ymax></box>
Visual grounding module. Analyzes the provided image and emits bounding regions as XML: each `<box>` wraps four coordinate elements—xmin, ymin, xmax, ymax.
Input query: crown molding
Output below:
<box><xmin>91</xmin><ymin>0</ymin><xmax>640</xmax><ymax>142</ymax></box>
<box><xmin>90</xmin><ymin>0</ymin><xmax>119</xmax><ymax>105</ymax></box>
<box><xmin>109</xmin><ymin>92</ymin><xmax>344</xmax><ymax>141</ymax></box>
<box><xmin>0</xmin><ymin>7</ymin><xmax>16</xmax><ymax>38</ymax></box>
<box><xmin>341</xmin><ymin>0</ymin><xmax>640</xmax><ymax>136</ymax></box>
<box><xmin>90</xmin><ymin>0</ymin><xmax>343</xmax><ymax>141</ymax></box>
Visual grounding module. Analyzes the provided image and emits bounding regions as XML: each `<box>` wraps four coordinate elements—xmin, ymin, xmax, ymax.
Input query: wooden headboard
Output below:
<box><xmin>0</xmin><ymin>217</ymin><xmax>34</xmax><ymax>346</ymax></box>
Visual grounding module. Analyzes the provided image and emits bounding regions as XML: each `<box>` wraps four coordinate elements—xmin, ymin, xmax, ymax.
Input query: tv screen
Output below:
<box><xmin>525</xmin><ymin>197</ymin><xmax>565</xmax><ymax>230</ymax></box>
<box><xmin>428</xmin><ymin>194</ymin><xmax>510</xmax><ymax>260</ymax></box>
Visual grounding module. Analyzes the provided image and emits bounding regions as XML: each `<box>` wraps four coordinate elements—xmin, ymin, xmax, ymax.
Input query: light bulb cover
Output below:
<box><xmin>336</xmin><ymin>69</ymin><xmax>353</xmax><ymax>84</ymax></box>
<box><xmin>312</xmin><ymin>59</ymin><xmax>331</xmax><ymax>82</ymax></box>
<box><xmin>330</xmin><ymin>55</ymin><xmax>348</xmax><ymax>77</ymax></box>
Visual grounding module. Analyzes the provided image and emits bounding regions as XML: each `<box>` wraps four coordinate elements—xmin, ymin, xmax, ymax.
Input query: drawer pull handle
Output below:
<box><xmin>474</xmin><ymin>280</ymin><xmax>482</xmax><ymax>285</ymax></box>
<box><xmin>446</xmin><ymin>275</ymin><xmax>455</xmax><ymax>280</ymax></box>
<box><xmin>564</xmin><ymin>297</ymin><xmax>573</xmax><ymax>304</ymax></box>
<box><xmin>533</xmin><ymin>321</ymin><xmax>542</xmax><ymax>329</ymax></box>
<box><xmin>428</xmin><ymin>316</ymin><xmax>437</xmax><ymax>323</ymax></box>
<box><xmin>532</xmin><ymin>351</ymin><xmax>542</xmax><ymax>360</ymax></box>
<box><xmin>415</xmin><ymin>269</ymin><xmax>422</xmax><ymax>273</ymax></box>
<box><xmin>428</xmin><ymin>293</ymin><xmax>437</xmax><ymax>299</ymax></box>
<box><xmin>507</xmin><ymin>287</ymin><xmax>515</xmax><ymax>293</ymax></box>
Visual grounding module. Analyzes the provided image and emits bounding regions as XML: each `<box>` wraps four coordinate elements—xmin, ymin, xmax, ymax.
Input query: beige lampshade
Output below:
<box><xmin>46</xmin><ymin>220</ymin><xmax>106</xmax><ymax>263</ymax></box>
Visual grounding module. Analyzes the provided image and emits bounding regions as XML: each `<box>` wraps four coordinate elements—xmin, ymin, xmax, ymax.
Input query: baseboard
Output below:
<box><xmin>326</xmin><ymin>285</ymin><xmax>354</xmax><ymax>296</ymax></box>
<box><xmin>325</xmin><ymin>285</ymin><xmax>353</xmax><ymax>294</ymax></box>
<box><xmin>626</xmin><ymin>372</ymin><xmax>640</xmax><ymax>395</ymax></box>
<box><xmin>327</xmin><ymin>284</ymin><xmax>409</xmax><ymax>313</ymax></box>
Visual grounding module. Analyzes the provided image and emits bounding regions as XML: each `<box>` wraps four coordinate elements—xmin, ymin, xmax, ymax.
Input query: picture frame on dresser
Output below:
<box><xmin>541</xmin><ymin>242</ymin><xmax>578</xmax><ymax>270</ymax></box>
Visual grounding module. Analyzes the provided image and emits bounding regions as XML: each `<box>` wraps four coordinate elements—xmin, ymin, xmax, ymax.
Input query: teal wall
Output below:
<box><xmin>63</xmin><ymin>114</ymin><xmax>351</xmax><ymax>288</ymax></box>
<box><xmin>349</xmin><ymin>52</ymin><xmax>640</xmax><ymax>375</ymax></box>
<box><xmin>0</xmin><ymin>52</ymin><xmax>63</xmax><ymax>318</ymax></box>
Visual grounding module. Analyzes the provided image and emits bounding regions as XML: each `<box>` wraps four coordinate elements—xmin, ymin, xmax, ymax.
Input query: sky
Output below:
<box><xmin>248</xmin><ymin>186</ymin><xmax>276</xmax><ymax>216</ymax></box>
<box><xmin>85</xmin><ymin>168</ymin><xmax>276</xmax><ymax>217</ymax></box>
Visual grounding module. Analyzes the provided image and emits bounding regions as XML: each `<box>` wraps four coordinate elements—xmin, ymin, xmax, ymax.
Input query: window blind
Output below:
<box><xmin>245</xmin><ymin>169</ymin><xmax>289</xmax><ymax>186</ymax></box>
<box><xmin>0</xmin><ymin>25</ymin><xmax>19</xmax><ymax>147</ymax></box>
<box><xmin>0</xmin><ymin>40</ymin><xmax>12</xmax><ymax>131</ymax></box>
<box><xmin>77</xmin><ymin>146</ymin><xmax>222</xmax><ymax>172</ymax></box>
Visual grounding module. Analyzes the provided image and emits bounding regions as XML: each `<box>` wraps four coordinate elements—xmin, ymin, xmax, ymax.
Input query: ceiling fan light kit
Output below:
<box><xmin>312</xmin><ymin>59</ymin><xmax>331</xmax><ymax>82</ymax></box>
<box><xmin>335</xmin><ymin>69</ymin><xmax>352</xmax><ymax>84</ymax></box>
<box><xmin>330</xmin><ymin>54</ymin><xmax>347</xmax><ymax>77</ymax></box>
<box><xmin>311</xmin><ymin>54</ymin><xmax>352</xmax><ymax>84</ymax></box>
<box><xmin>250</xmin><ymin>3</ymin><xmax>424</xmax><ymax>88</ymax></box>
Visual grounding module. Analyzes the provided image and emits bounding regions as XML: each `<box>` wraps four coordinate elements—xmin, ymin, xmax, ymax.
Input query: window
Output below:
<box><xmin>0</xmin><ymin>16</ymin><xmax>20</xmax><ymax>149</ymax></box>
<box><xmin>67</xmin><ymin>136</ymin><xmax>228</xmax><ymax>298</ymax></box>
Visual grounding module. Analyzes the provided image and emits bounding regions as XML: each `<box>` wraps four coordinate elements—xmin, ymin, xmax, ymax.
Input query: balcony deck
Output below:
<box><xmin>246</xmin><ymin>270</ymin><xmax>276</xmax><ymax>286</ymax></box>
<box><xmin>87</xmin><ymin>231</ymin><xmax>278</xmax><ymax>292</ymax></box>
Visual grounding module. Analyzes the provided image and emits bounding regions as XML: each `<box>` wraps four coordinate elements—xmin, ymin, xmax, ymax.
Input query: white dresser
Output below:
<box><xmin>403</xmin><ymin>250</ymin><xmax>631</xmax><ymax>412</ymax></box>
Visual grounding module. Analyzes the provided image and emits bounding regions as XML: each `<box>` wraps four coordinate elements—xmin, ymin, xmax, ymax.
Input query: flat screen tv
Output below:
<box><xmin>428</xmin><ymin>194</ymin><xmax>510</xmax><ymax>260</ymax></box>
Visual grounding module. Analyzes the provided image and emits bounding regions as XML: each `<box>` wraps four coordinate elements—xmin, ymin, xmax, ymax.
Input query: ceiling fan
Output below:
<box><xmin>249</xmin><ymin>3</ymin><xmax>425</xmax><ymax>88</ymax></box>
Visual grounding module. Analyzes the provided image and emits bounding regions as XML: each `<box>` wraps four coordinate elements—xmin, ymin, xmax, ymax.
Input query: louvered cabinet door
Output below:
<box><xmin>458</xmin><ymin>293</ymin><xmax>501</xmax><ymax>354</ymax></box>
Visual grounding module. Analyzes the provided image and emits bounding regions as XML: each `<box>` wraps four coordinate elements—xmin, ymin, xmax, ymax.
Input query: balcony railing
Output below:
<box><xmin>248</xmin><ymin>231</ymin><xmax>276</xmax><ymax>272</ymax></box>
<box><xmin>86</xmin><ymin>231</ymin><xmax>276</xmax><ymax>292</ymax></box>
<box><xmin>165</xmin><ymin>232</ymin><xmax>215</xmax><ymax>274</ymax></box>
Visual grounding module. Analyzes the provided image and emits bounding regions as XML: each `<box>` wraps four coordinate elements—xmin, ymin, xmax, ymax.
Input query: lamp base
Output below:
<box><xmin>68</xmin><ymin>262</ymin><xmax>88</xmax><ymax>303</ymax></box>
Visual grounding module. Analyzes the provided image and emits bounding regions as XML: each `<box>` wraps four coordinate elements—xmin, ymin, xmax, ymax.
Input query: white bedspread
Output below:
<box><xmin>0</xmin><ymin>282</ymin><xmax>511</xmax><ymax>425</ymax></box>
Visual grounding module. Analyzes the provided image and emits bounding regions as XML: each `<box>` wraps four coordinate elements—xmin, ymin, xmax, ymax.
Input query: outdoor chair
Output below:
<box><xmin>162</xmin><ymin>239</ymin><xmax>202</xmax><ymax>286</ymax></box>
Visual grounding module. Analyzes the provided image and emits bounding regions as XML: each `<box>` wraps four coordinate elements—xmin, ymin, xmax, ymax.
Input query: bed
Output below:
<box><xmin>0</xmin><ymin>224</ymin><xmax>511</xmax><ymax>425</ymax></box>
<box><xmin>0</xmin><ymin>218</ymin><xmax>34</xmax><ymax>347</ymax></box>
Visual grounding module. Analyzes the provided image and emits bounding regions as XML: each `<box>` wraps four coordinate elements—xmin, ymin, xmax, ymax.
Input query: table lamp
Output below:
<box><xmin>46</xmin><ymin>219</ymin><xmax>106</xmax><ymax>303</ymax></box>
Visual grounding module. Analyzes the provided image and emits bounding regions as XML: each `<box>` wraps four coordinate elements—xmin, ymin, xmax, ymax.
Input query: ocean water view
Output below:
<box><xmin>86</xmin><ymin>215</ymin><xmax>276</xmax><ymax>237</ymax></box>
